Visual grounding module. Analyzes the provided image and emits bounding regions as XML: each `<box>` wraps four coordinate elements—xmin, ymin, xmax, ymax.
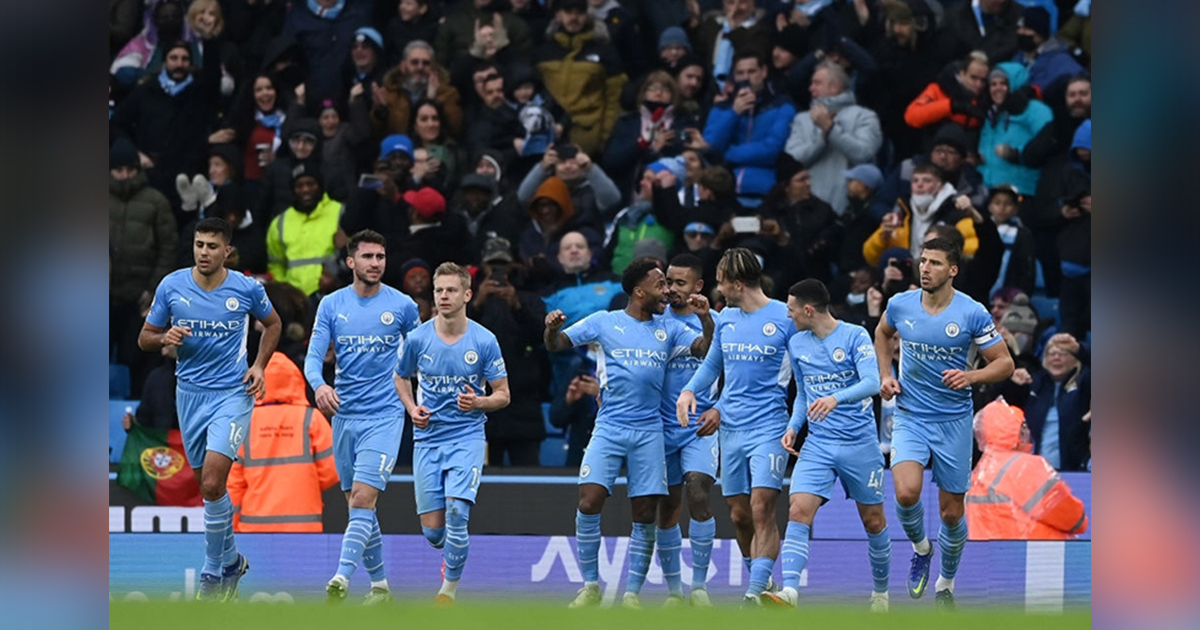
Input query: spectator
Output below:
<box><xmin>987</xmin><ymin>185</ymin><xmax>1037</xmax><ymax>297</ymax></box>
<box><xmin>508</xmin><ymin>64</ymin><xmax>570</xmax><ymax>164</ymax></box>
<box><xmin>452</xmin><ymin>174</ymin><xmax>525</xmax><ymax>266</ymax></box>
<box><xmin>281</xmin><ymin>0</ymin><xmax>370</xmax><ymax>108</ymax></box>
<box><xmin>689</xmin><ymin>0</ymin><xmax>772</xmax><ymax>87</ymax></box>
<box><xmin>541</xmin><ymin>230</ymin><xmax>622</xmax><ymax>325</ymax></box>
<box><xmin>862</xmin><ymin>163</ymin><xmax>976</xmax><ymax>265</ymax></box>
<box><xmin>1007</xmin><ymin>334</ymin><xmax>1091</xmax><ymax>471</ymax></box>
<box><xmin>761</xmin><ymin>167</ymin><xmax>842</xmax><ymax>286</ymax></box>
<box><xmin>399</xmin><ymin>258</ymin><xmax>434</xmax><ymax>320</ymax></box>
<box><xmin>317</xmin><ymin>98</ymin><xmax>370</xmax><ymax>203</ymax></box>
<box><xmin>654</xmin><ymin>164</ymin><xmax>738</xmax><ymax>249</ymax></box>
<box><xmin>606</xmin><ymin>167</ymin><xmax>679</xmax><ymax>274</ymax></box>
<box><xmin>214</xmin><ymin>72</ymin><xmax>292</xmax><ymax>187</ymax></box>
<box><xmin>518</xmin><ymin>177</ymin><xmax>604</xmax><ymax>274</ymax></box>
<box><xmin>205</xmin><ymin>143</ymin><xmax>242</xmax><ymax>190</ymax></box>
<box><xmin>123</xmin><ymin>345</ymin><xmax>180</xmax><ymax>430</ymax></box>
<box><xmin>783</xmin><ymin>29</ymin><xmax>883</xmax><ymax>115</ymax></box>
<box><xmin>784</xmin><ymin>61</ymin><xmax>883</xmax><ymax>216</ymax></box>
<box><xmin>904</xmin><ymin>51</ymin><xmax>988</xmax><ymax>139</ymax></box>
<box><xmin>938</xmin><ymin>0</ymin><xmax>1021</xmax><ymax>64</ymax></box>
<box><xmin>656</xmin><ymin>26</ymin><xmax>693</xmax><ymax>75</ymax></box>
<box><xmin>588</xmin><ymin>0</ymin><xmax>644</xmax><ymax>78</ymax></box>
<box><xmin>374</xmin><ymin>40</ymin><xmax>465</xmax><ymax>141</ymax></box>
<box><xmin>966</xmin><ymin>398</ymin><xmax>1088</xmax><ymax>539</ymax></box>
<box><xmin>767</xmin><ymin>24</ymin><xmax>811</xmax><ymax>108</ymax></box>
<box><xmin>257</xmin><ymin>35</ymin><xmax>309</xmax><ymax>104</ymax></box>
<box><xmin>266</xmin><ymin>161</ymin><xmax>342</xmax><ymax>295</ymax></box>
<box><xmin>603</xmin><ymin>72</ymin><xmax>696</xmax><ymax>202</ymax></box>
<box><xmin>882</xmin><ymin>124</ymin><xmax>989</xmax><ymax>215</ymax></box>
<box><xmin>212</xmin><ymin>185</ymin><xmax>269</xmax><ymax>276</ymax></box>
<box><xmin>435</xmin><ymin>0</ymin><xmax>533</xmax><ymax>69</ymax></box>
<box><xmin>111</xmin><ymin>0</ymin><xmax>195</xmax><ymax>87</ymax></box>
<box><xmin>470</xmin><ymin>238</ymin><xmax>548</xmax><ymax>466</ymax></box>
<box><xmin>1056</xmin><ymin>120</ymin><xmax>1090</xmax><ymax>338</ymax></box>
<box><xmin>111</xmin><ymin>37</ymin><xmax>223</xmax><ymax>212</ymax></box>
<box><xmin>517</xmin><ymin>144</ymin><xmax>622</xmax><ymax>230</ymax></box>
<box><xmin>257</xmin><ymin>117</ymin><xmax>324</xmax><ymax>219</ymax></box>
<box><xmin>838</xmin><ymin>164</ymin><xmax>889</xmax><ymax>272</ymax></box>
<box><xmin>510</xmin><ymin>0</ymin><xmax>553</xmax><ymax>48</ymax></box>
<box><xmin>465</xmin><ymin>72</ymin><xmax>524</xmax><ymax>162</ymax></box>
<box><xmin>110</xmin><ymin>0</ymin><xmax>145</xmax><ymax>58</ymax></box>
<box><xmin>548</xmin><ymin>354</ymin><xmax>599</xmax><ymax>467</ymax></box>
<box><xmin>978</xmin><ymin>62</ymin><xmax>1053</xmax><ymax>194</ymax></box>
<box><xmin>871</xmin><ymin>0</ymin><xmax>941</xmax><ymax>161</ymax></box>
<box><xmin>338</xmin><ymin>137</ymin><xmax>419</xmax><ymax>286</ymax></box>
<box><xmin>187</xmin><ymin>0</ymin><xmax>240</xmax><ymax>99</ymax></box>
<box><xmin>448</xmin><ymin>9</ymin><xmax>524</xmax><ymax>91</ymax></box>
<box><xmin>1013</xmin><ymin>6</ymin><xmax>1084</xmax><ymax>95</ymax></box>
<box><xmin>672</xmin><ymin>56</ymin><xmax>711</xmax><ymax>123</ymax></box>
<box><xmin>409</xmin><ymin>99</ymin><xmax>466</xmax><ymax>193</ymax></box>
<box><xmin>1057</xmin><ymin>0</ymin><xmax>1091</xmax><ymax>63</ymax></box>
<box><xmin>1022</xmin><ymin>75</ymin><xmax>1090</xmax><ymax>170</ymax></box>
<box><xmin>342</xmin><ymin>27</ymin><xmax>387</xmax><ymax>102</ymax></box>
<box><xmin>109</xmin><ymin>138</ymin><xmax>179</xmax><ymax>395</ymax></box>
<box><xmin>702</xmin><ymin>50</ymin><xmax>796</xmax><ymax>207</ymax></box>
<box><xmin>534</xmin><ymin>0</ymin><xmax>628</xmax><ymax>156</ymax></box>
<box><xmin>227</xmin><ymin>352</ymin><xmax>339</xmax><ymax>533</ymax></box>
<box><xmin>386</xmin><ymin>0</ymin><xmax>441</xmax><ymax>66</ymax></box>
<box><xmin>392</xmin><ymin>186</ymin><xmax>472</xmax><ymax>267</ymax></box>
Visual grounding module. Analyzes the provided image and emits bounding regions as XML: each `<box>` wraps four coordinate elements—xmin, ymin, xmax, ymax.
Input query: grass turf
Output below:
<box><xmin>110</xmin><ymin>601</ymin><xmax>1091</xmax><ymax>630</ymax></box>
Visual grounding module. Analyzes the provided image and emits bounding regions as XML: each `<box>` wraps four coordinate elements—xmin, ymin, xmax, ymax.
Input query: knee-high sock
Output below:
<box><xmin>688</xmin><ymin>517</ymin><xmax>716</xmax><ymax>589</ymax></box>
<box><xmin>443</xmin><ymin>499</ymin><xmax>472</xmax><ymax>582</ymax></box>
<box><xmin>625</xmin><ymin>522</ymin><xmax>656</xmax><ymax>595</ymax></box>
<box><xmin>868</xmin><ymin>528</ymin><xmax>892</xmax><ymax>593</ymax></box>
<box><xmin>938</xmin><ymin>517</ymin><xmax>968</xmax><ymax>581</ymax></box>
<box><xmin>780</xmin><ymin>522</ymin><xmax>810</xmax><ymax>591</ymax></box>
<box><xmin>655</xmin><ymin>525</ymin><xmax>683</xmax><ymax>597</ymax></box>
<box><xmin>221</xmin><ymin>505</ymin><xmax>238</xmax><ymax>568</ymax></box>
<box><xmin>422</xmin><ymin>525</ymin><xmax>446</xmax><ymax>549</ymax></box>
<box><xmin>202</xmin><ymin>495</ymin><xmax>234</xmax><ymax>576</ymax></box>
<box><xmin>336</xmin><ymin>507</ymin><xmax>374</xmax><ymax>579</ymax></box>
<box><xmin>747</xmin><ymin>557</ymin><xmax>775</xmax><ymax>597</ymax></box>
<box><xmin>576</xmin><ymin>511</ymin><xmax>602</xmax><ymax>584</ymax></box>
<box><xmin>895</xmin><ymin>501</ymin><xmax>927</xmax><ymax>548</ymax></box>
<box><xmin>362</xmin><ymin>515</ymin><xmax>387</xmax><ymax>584</ymax></box>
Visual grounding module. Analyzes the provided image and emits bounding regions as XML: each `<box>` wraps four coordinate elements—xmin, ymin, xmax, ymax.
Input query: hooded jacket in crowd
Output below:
<box><xmin>110</xmin><ymin>169</ymin><xmax>179</xmax><ymax>305</ymax></box>
<box><xmin>534</xmin><ymin>18</ymin><xmax>627</xmax><ymax>157</ymax></box>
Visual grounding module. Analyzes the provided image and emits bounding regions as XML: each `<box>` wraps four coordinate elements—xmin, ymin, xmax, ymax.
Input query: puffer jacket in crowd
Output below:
<box><xmin>110</xmin><ymin>171</ymin><xmax>179</xmax><ymax>304</ymax></box>
<box><xmin>534</xmin><ymin>19</ymin><xmax>627</xmax><ymax>157</ymax></box>
<box><xmin>702</xmin><ymin>87</ymin><xmax>796</xmax><ymax>201</ymax></box>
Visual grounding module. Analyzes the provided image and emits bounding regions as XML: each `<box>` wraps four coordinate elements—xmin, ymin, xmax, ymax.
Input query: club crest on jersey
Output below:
<box><xmin>580</xmin><ymin>464</ymin><xmax>591</xmax><ymax>478</ymax></box>
<box><xmin>832</xmin><ymin>348</ymin><xmax>846</xmax><ymax>362</ymax></box>
<box><xmin>225</xmin><ymin>297</ymin><xmax>239</xmax><ymax>311</ymax></box>
<box><xmin>654</xmin><ymin>329</ymin><xmax>668</xmax><ymax>342</ymax></box>
<box><xmin>762</xmin><ymin>322</ymin><xmax>777</xmax><ymax>336</ymax></box>
<box><xmin>945</xmin><ymin>322</ymin><xmax>960</xmax><ymax>337</ymax></box>
<box><xmin>380</xmin><ymin>311</ymin><xmax>395</xmax><ymax>325</ymax></box>
<box><xmin>464</xmin><ymin>350</ymin><xmax>479</xmax><ymax>365</ymax></box>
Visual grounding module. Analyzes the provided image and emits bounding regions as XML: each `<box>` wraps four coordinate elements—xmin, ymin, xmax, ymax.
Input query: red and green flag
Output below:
<box><xmin>117</xmin><ymin>423</ymin><xmax>202</xmax><ymax>506</ymax></box>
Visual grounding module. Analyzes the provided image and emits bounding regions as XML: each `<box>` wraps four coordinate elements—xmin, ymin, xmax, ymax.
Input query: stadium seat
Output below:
<box><xmin>109</xmin><ymin>400</ymin><xmax>139</xmax><ymax>463</ymax></box>
<box><xmin>110</xmin><ymin>364</ymin><xmax>131</xmax><ymax>400</ymax></box>
<box><xmin>542</xmin><ymin>402</ymin><xmax>565</xmax><ymax>437</ymax></box>
<box><xmin>1030</xmin><ymin>295</ymin><xmax>1061</xmax><ymax>327</ymax></box>
<box><xmin>539</xmin><ymin>437</ymin><xmax>567</xmax><ymax>467</ymax></box>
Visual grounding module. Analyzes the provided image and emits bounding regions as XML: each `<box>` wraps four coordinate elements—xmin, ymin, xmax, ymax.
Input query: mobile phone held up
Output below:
<box><xmin>731</xmin><ymin>216</ymin><xmax>761</xmax><ymax>234</ymax></box>
<box><xmin>358</xmin><ymin>173</ymin><xmax>385</xmax><ymax>190</ymax></box>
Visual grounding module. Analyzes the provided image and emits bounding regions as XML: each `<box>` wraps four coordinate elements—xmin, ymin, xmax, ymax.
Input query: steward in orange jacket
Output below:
<box><xmin>966</xmin><ymin>399</ymin><xmax>1088</xmax><ymax>540</ymax></box>
<box><xmin>228</xmin><ymin>352</ymin><xmax>339</xmax><ymax>532</ymax></box>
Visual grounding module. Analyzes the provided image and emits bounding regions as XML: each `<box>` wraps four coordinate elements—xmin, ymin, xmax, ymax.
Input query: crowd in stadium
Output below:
<box><xmin>109</xmin><ymin>0</ymin><xmax>1091</xmax><ymax>471</ymax></box>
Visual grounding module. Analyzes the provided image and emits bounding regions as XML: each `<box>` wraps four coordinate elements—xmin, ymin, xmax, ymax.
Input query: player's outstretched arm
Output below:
<box><xmin>543</xmin><ymin>309</ymin><xmax>574</xmax><ymax>352</ymax></box>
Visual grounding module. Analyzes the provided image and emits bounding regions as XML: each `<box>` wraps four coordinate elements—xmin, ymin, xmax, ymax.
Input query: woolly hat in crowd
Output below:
<box><xmin>291</xmin><ymin>159</ymin><xmax>324</xmax><ymax>188</ymax></box>
<box><xmin>1019</xmin><ymin>6</ymin><xmax>1052</xmax><ymax>40</ymax></box>
<box><xmin>460</xmin><ymin>173</ymin><xmax>498</xmax><ymax>195</ymax></box>
<box><xmin>110</xmin><ymin>138</ymin><xmax>140</xmax><ymax>170</ymax></box>
<box><xmin>353</xmin><ymin>27</ymin><xmax>384</xmax><ymax>52</ymax></box>
<box><xmin>843</xmin><ymin>163</ymin><xmax>883</xmax><ymax>191</ymax></box>
<box><xmin>631</xmin><ymin>238</ymin><xmax>668</xmax><ymax>264</ymax></box>
<box><xmin>400</xmin><ymin>258</ymin><xmax>430</xmax><ymax>282</ymax></box>
<box><xmin>658</xmin><ymin>27</ymin><xmax>691</xmax><ymax>53</ymax></box>
<box><xmin>931</xmin><ymin>124</ymin><xmax>969</xmax><ymax>157</ymax></box>
<box><xmin>647</xmin><ymin>156</ymin><xmax>687</xmax><ymax>185</ymax></box>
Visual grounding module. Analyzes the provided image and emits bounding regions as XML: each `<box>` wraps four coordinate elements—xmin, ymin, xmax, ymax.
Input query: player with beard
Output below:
<box><xmin>305</xmin><ymin>230</ymin><xmax>421</xmax><ymax>605</ymax></box>
<box><xmin>874</xmin><ymin>237</ymin><xmax>1013</xmax><ymax>610</ymax></box>
<box><xmin>139</xmin><ymin>217</ymin><xmax>282</xmax><ymax>601</ymax></box>
<box><xmin>654</xmin><ymin>254</ymin><xmax>720</xmax><ymax>606</ymax></box>
<box><xmin>546</xmin><ymin>259</ymin><xmax>713</xmax><ymax>609</ymax></box>
<box><xmin>677</xmin><ymin>247</ymin><xmax>798</xmax><ymax>606</ymax></box>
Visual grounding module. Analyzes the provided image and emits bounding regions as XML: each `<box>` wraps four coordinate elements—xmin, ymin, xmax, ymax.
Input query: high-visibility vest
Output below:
<box><xmin>266</xmin><ymin>194</ymin><xmax>342</xmax><ymax>295</ymax></box>
<box><xmin>228</xmin><ymin>353</ymin><xmax>338</xmax><ymax>532</ymax></box>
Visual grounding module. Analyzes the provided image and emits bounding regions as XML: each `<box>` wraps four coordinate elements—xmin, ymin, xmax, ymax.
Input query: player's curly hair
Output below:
<box><xmin>622</xmin><ymin>258</ymin><xmax>661</xmax><ymax>296</ymax></box>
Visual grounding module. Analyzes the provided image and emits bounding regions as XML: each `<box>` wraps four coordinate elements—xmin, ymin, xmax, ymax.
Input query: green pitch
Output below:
<box><xmin>110</xmin><ymin>601</ymin><xmax>1091</xmax><ymax>630</ymax></box>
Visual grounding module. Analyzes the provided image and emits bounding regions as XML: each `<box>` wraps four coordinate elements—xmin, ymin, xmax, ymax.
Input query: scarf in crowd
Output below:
<box><xmin>307</xmin><ymin>0</ymin><xmax>345</xmax><ymax>20</ymax></box>
<box><xmin>637</xmin><ymin>104</ymin><xmax>674</xmax><ymax>150</ymax></box>
<box><xmin>255</xmin><ymin>109</ymin><xmax>286</xmax><ymax>139</ymax></box>
<box><xmin>158</xmin><ymin>69</ymin><xmax>194</xmax><ymax>97</ymax></box>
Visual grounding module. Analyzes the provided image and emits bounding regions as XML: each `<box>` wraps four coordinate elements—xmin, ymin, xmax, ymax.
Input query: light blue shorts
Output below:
<box><xmin>790</xmin><ymin>437</ymin><xmax>886</xmax><ymax>504</ymax></box>
<box><xmin>413</xmin><ymin>439</ymin><xmax>486</xmax><ymax>514</ymax></box>
<box><xmin>663</xmin><ymin>424</ymin><xmax>719</xmax><ymax>486</ymax></box>
<box><xmin>719</xmin><ymin>427</ymin><xmax>788</xmax><ymax>497</ymax></box>
<box><xmin>579</xmin><ymin>423</ymin><xmax>668</xmax><ymax>498</ymax></box>
<box><xmin>890</xmin><ymin>410</ymin><xmax>973</xmax><ymax>494</ymax></box>
<box><xmin>331</xmin><ymin>416</ymin><xmax>402</xmax><ymax>492</ymax></box>
<box><xmin>176</xmin><ymin>383</ymin><xmax>253</xmax><ymax>468</ymax></box>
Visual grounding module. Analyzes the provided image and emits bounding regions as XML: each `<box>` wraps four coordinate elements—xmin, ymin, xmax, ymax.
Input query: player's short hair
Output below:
<box><xmin>716</xmin><ymin>247</ymin><xmax>761</xmax><ymax>288</ymax></box>
<box><xmin>347</xmin><ymin>229</ymin><xmax>386</xmax><ymax>256</ymax></box>
<box><xmin>194</xmin><ymin>217</ymin><xmax>232</xmax><ymax>243</ymax></box>
<box><xmin>622</xmin><ymin>258</ymin><xmax>661</xmax><ymax>295</ymax></box>
<box><xmin>921</xmin><ymin>236</ymin><xmax>962</xmax><ymax>267</ymax></box>
<box><xmin>432</xmin><ymin>261</ymin><xmax>471</xmax><ymax>289</ymax></box>
<box><xmin>912</xmin><ymin>162</ymin><xmax>944</xmax><ymax>182</ymax></box>
<box><xmin>925</xmin><ymin>224</ymin><xmax>965</xmax><ymax>251</ymax></box>
<box><xmin>668</xmin><ymin>253</ymin><xmax>704</xmax><ymax>278</ymax></box>
<box><xmin>788</xmin><ymin>279</ymin><xmax>831</xmax><ymax>312</ymax></box>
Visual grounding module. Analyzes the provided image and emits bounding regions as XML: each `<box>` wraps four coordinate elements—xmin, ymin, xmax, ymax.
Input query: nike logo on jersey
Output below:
<box><xmin>903</xmin><ymin>319</ymin><xmax>915</xmax><ymax>330</ymax></box>
<box><xmin>337</xmin><ymin>314</ymin><xmax>349</xmax><ymax>322</ymax></box>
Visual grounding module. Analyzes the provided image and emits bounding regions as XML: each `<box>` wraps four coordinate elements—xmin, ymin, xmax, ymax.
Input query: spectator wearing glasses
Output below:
<box><xmin>373</xmin><ymin>40</ymin><xmax>464</xmax><ymax>142</ymax></box>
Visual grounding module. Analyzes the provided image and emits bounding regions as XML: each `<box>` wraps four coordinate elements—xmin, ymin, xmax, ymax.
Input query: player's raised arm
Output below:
<box><xmin>688</xmin><ymin>294</ymin><xmax>715</xmax><ymax>358</ymax></box>
<box><xmin>543</xmin><ymin>309</ymin><xmax>574</xmax><ymax>352</ymax></box>
<box><xmin>874</xmin><ymin>311</ymin><xmax>900</xmax><ymax>400</ymax></box>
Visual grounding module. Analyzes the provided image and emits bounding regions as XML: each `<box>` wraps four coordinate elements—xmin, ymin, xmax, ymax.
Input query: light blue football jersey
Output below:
<box><xmin>658</xmin><ymin>308</ymin><xmax>718</xmax><ymax>426</ymax></box>
<box><xmin>788</xmin><ymin>321</ymin><xmax>879</xmax><ymax>444</ymax></box>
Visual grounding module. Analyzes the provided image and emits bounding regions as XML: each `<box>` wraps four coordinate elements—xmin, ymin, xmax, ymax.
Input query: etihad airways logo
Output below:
<box><xmin>337</xmin><ymin>334</ymin><xmax>400</xmax><ymax>353</ymax></box>
<box><xmin>174</xmin><ymin>318</ymin><xmax>244</xmax><ymax>337</ymax></box>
